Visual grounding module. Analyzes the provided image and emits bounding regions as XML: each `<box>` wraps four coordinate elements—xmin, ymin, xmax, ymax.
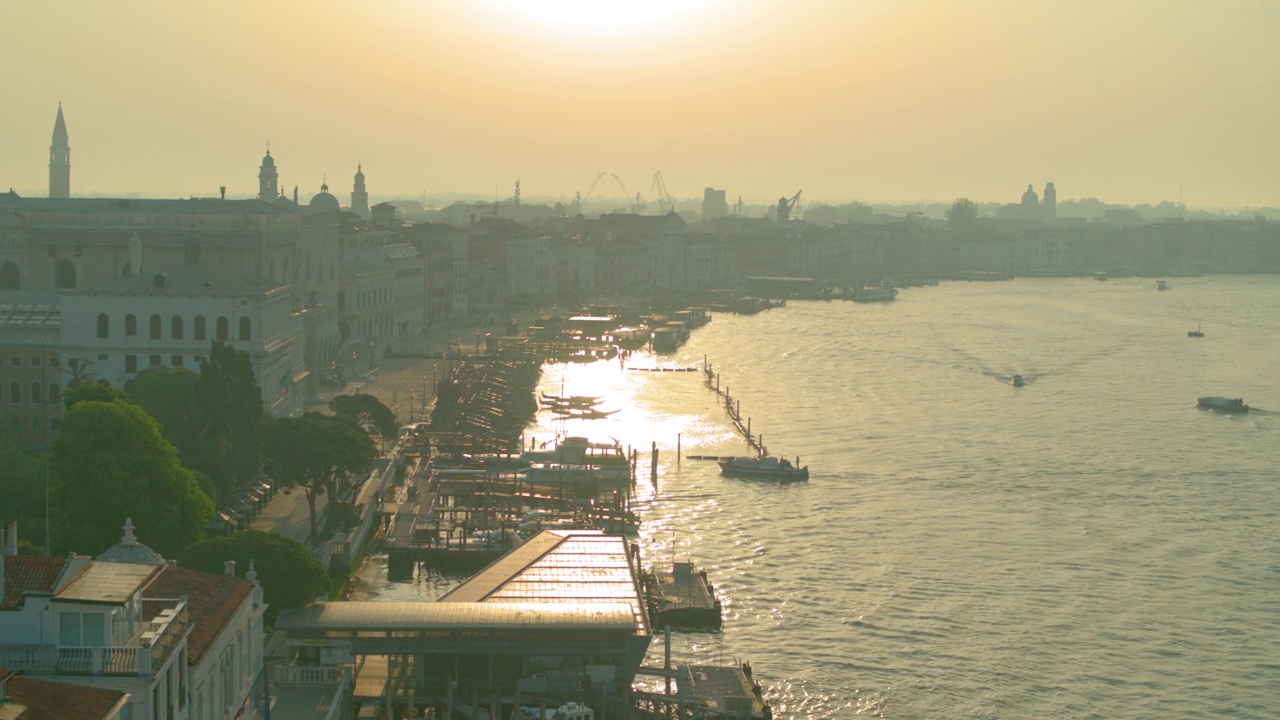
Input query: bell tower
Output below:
<box><xmin>351</xmin><ymin>164</ymin><xmax>369</xmax><ymax>217</ymax></box>
<box><xmin>258</xmin><ymin>146</ymin><xmax>279</xmax><ymax>201</ymax></box>
<box><xmin>49</xmin><ymin>103</ymin><xmax>71</xmax><ymax>199</ymax></box>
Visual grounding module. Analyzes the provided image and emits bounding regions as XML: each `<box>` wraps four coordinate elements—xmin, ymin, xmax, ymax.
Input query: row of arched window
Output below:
<box><xmin>4</xmin><ymin>382</ymin><xmax>61</xmax><ymax>405</ymax></box>
<box><xmin>0</xmin><ymin>260</ymin><xmax>79</xmax><ymax>290</ymax></box>
<box><xmin>96</xmin><ymin>313</ymin><xmax>251</xmax><ymax>342</ymax></box>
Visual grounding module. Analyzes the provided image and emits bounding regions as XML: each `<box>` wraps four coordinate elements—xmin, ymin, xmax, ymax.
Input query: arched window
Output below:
<box><xmin>194</xmin><ymin>315</ymin><xmax>206</xmax><ymax>340</ymax></box>
<box><xmin>216</xmin><ymin>316</ymin><xmax>229</xmax><ymax>341</ymax></box>
<box><xmin>49</xmin><ymin>383</ymin><xmax>61</xmax><ymax>405</ymax></box>
<box><xmin>55</xmin><ymin>259</ymin><xmax>77</xmax><ymax>289</ymax></box>
<box><xmin>0</xmin><ymin>261</ymin><xmax>19</xmax><ymax>289</ymax></box>
<box><xmin>125</xmin><ymin>314</ymin><xmax>138</xmax><ymax>336</ymax></box>
<box><xmin>97</xmin><ymin>313</ymin><xmax>110</xmax><ymax>339</ymax></box>
<box><xmin>239</xmin><ymin>316</ymin><xmax>252</xmax><ymax>342</ymax></box>
<box><xmin>171</xmin><ymin>315</ymin><xmax>184</xmax><ymax>339</ymax></box>
<box><xmin>150</xmin><ymin>314</ymin><xmax>162</xmax><ymax>339</ymax></box>
<box><xmin>9</xmin><ymin>382</ymin><xmax>20</xmax><ymax>404</ymax></box>
<box><xmin>30</xmin><ymin>383</ymin><xmax>41</xmax><ymax>404</ymax></box>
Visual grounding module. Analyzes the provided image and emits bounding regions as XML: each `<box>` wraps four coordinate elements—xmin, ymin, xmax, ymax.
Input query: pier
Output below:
<box><xmin>702</xmin><ymin>359</ymin><xmax>768</xmax><ymax>457</ymax></box>
<box><xmin>643</xmin><ymin>560</ymin><xmax>722</xmax><ymax>631</ymax></box>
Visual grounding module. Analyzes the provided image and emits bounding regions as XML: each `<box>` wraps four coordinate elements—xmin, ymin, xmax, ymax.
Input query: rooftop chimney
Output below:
<box><xmin>224</xmin><ymin>560</ymin><xmax>236</xmax><ymax>577</ymax></box>
<box><xmin>219</xmin><ymin>186</ymin><xmax>226</xmax><ymax>200</ymax></box>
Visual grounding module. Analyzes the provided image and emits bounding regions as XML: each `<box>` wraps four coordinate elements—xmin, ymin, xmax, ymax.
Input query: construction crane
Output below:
<box><xmin>651</xmin><ymin>171</ymin><xmax>675</xmax><ymax>214</ymax></box>
<box><xmin>609</xmin><ymin>173</ymin><xmax>643</xmax><ymax>213</ymax></box>
<box><xmin>777</xmin><ymin>189</ymin><xmax>802</xmax><ymax>222</ymax></box>
<box><xmin>580</xmin><ymin>172</ymin><xmax>608</xmax><ymax>205</ymax></box>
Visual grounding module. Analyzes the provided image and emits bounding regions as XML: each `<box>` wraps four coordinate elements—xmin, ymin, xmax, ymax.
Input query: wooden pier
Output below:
<box><xmin>702</xmin><ymin>360</ymin><xmax>768</xmax><ymax>457</ymax></box>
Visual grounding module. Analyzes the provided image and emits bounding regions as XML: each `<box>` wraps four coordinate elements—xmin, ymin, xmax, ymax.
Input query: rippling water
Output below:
<box><xmin>353</xmin><ymin>275</ymin><xmax>1280</xmax><ymax>719</ymax></box>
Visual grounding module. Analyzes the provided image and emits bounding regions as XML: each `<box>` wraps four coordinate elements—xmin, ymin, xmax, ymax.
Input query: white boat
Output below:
<box><xmin>1197</xmin><ymin>396</ymin><xmax>1248</xmax><ymax>413</ymax></box>
<box><xmin>1155</xmin><ymin>279</ymin><xmax>1169</xmax><ymax>290</ymax></box>
<box><xmin>718</xmin><ymin>455</ymin><xmax>809</xmax><ymax>482</ymax></box>
<box><xmin>852</xmin><ymin>282</ymin><xmax>897</xmax><ymax>302</ymax></box>
<box><xmin>1094</xmin><ymin>271</ymin><xmax>1108</xmax><ymax>281</ymax></box>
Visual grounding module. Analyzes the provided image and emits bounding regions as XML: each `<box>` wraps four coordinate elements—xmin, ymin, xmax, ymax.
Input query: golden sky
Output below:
<box><xmin>4</xmin><ymin>0</ymin><xmax>1278</xmax><ymax>208</ymax></box>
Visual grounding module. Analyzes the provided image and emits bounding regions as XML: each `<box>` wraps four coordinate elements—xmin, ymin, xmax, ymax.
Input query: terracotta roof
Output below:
<box><xmin>1</xmin><ymin>556</ymin><xmax>67</xmax><ymax>610</ymax></box>
<box><xmin>3</xmin><ymin>674</ymin><xmax>128</xmax><ymax>720</ymax></box>
<box><xmin>144</xmin><ymin>565</ymin><xmax>254</xmax><ymax>665</ymax></box>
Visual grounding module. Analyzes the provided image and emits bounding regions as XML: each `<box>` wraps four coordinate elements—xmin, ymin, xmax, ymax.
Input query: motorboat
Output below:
<box><xmin>1197</xmin><ymin>396</ymin><xmax>1249</xmax><ymax>413</ymax></box>
<box><xmin>1155</xmin><ymin>279</ymin><xmax>1169</xmax><ymax>290</ymax></box>
<box><xmin>718</xmin><ymin>455</ymin><xmax>809</xmax><ymax>482</ymax></box>
<box><xmin>852</xmin><ymin>282</ymin><xmax>898</xmax><ymax>302</ymax></box>
<box><xmin>1187</xmin><ymin>323</ymin><xmax>1204</xmax><ymax>338</ymax></box>
<box><xmin>1010</xmin><ymin>374</ymin><xmax>1024</xmax><ymax>387</ymax></box>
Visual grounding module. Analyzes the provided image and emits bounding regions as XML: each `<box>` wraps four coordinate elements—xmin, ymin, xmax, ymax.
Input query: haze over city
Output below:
<box><xmin>5</xmin><ymin>0</ymin><xmax>1279</xmax><ymax>208</ymax></box>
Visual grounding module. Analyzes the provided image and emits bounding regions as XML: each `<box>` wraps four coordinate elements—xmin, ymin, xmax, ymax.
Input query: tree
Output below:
<box><xmin>180</xmin><ymin>530</ymin><xmax>331</xmax><ymax>618</ymax></box>
<box><xmin>49</xmin><ymin>399</ymin><xmax>214</xmax><ymax>558</ymax></box>
<box><xmin>261</xmin><ymin>413</ymin><xmax>376</xmax><ymax>547</ymax></box>
<box><xmin>129</xmin><ymin>367</ymin><xmax>221</xmax><ymax>502</ymax></box>
<box><xmin>198</xmin><ymin>341</ymin><xmax>265</xmax><ymax>497</ymax></box>
<box><xmin>0</xmin><ymin>431</ymin><xmax>50</xmax><ymax>550</ymax></box>
<box><xmin>64</xmin><ymin>382</ymin><xmax>132</xmax><ymax>411</ymax></box>
<box><xmin>329</xmin><ymin>393</ymin><xmax>398</xmax><ymax>448</ymax></box>
<box><xmin>947</xmin><ymin>198</ymin><xmax>980</xmax><ymax>230</ymax></box>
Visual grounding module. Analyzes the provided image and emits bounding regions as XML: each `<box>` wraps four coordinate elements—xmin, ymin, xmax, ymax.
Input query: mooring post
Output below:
<box><xmin>677</xmin><ymin>433</ymin><xmax>682</xmax><ymax>465</ymax></box>
<box><xmin>651</xmin><ymin>442</ymin><xmax>659</xmax><ymax>485</ymax></box>
<box><xmin>747</xmin><ymin>417</ymin><xmax>751</xmax><ymax>438</ymax></box>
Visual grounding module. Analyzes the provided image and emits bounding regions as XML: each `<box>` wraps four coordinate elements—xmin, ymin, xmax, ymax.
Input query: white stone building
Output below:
<box><xmin>58</xmin><ymin>233</ymin><xmax>306</xmax><ymax>417</ymax></box>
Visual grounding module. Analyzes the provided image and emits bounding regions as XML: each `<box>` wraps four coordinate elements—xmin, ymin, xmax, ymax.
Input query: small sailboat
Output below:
<box><xmin>1187</xmin><ymin>323</ymin><xmax>1204</xmax><ymax>338</ymax></box>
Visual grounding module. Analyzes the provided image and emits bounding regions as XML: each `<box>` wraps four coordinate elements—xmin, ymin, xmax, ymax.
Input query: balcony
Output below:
<box><xmin>0</xmin><ymin>597</ymin><xmax>189</xmax><ymax>677</ymax></box>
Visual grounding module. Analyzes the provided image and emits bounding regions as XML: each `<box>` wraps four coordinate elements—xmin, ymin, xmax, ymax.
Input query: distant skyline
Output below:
<box><xmin>4</xmin><ymin>0</ymin><xmax>1279</xmax><ymax>209</ymax></box>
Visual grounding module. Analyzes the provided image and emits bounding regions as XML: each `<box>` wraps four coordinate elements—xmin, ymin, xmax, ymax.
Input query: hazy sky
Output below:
<box><xmin>5</xmin><ymin>0</ymin><xmax>1279</xmax><ymax>208</ymax></box>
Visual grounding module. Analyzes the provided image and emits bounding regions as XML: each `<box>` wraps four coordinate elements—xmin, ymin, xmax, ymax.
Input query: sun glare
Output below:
<box><xmin>488</xmin><ymin>0</ymin><xmax>707</xmax><ymax>32</ymax></box>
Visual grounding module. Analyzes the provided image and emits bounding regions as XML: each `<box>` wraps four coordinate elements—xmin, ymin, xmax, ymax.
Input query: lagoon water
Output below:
<box><xmin>352</xmin><ymin>276</ymin><xmax>1280</xmax><ymax>719</ymax></box>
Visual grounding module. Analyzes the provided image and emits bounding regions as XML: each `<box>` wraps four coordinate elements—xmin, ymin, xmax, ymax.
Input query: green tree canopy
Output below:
<box><xmin>261</xmin><ymin>413</ymin><xmax>376</xmax><ymax>546</ymax></box>
<box><xmin>947</xmin><ymin>197</ymin><xmax>980</xmax><ymax>230</ymax></box>
<box><xmin>129</xmin><ymin>367</ymin><xmax>221</xmax><ymax>502</ymax></box>
<box><xmin>329</xmin><ymin>393</ymin><xmax>398</xmax><ymax>447</ymax></box>
<box><xmin>64</xmin><ymin>382</ymin><xmax>132</xmax><ymax>411</ymax></box>
<box><xmin>50</xmin><ymin>399</ymin><xmax>214</xmax><ymax>558</ymax></box>
<box><xmin>0</xmin><ymin>430</ymin><xmax>50</xmax><ymax>551</ymax></box>
<box><xmin>180</xmin><ymin>530</ymin><xmax>331</xmax><ymax>617</ymax></box>
<box><xmin>197</xmin><ymin>341</ymin><xmax>265</xmax><ymax>495</ymax></box>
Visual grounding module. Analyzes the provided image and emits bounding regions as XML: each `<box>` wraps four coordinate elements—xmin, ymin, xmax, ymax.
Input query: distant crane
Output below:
<box><xmin>777</xmin><ymin>189</ymin><xmax>802</xmax><ymax>222</ymax></box>
<box><xmin>651</xmin><ymin>171</ymin><xmax>675</xmax><ymax>214</ymax></box>
<box><xmin>580</xmin><ymin>172</ymin><xmax>608</xmax><ymax>205</ymax></box>
<box><xmin>609</xmin><ymin>173</ymin><xmax>643</xmax><ymax>213</ymax></box>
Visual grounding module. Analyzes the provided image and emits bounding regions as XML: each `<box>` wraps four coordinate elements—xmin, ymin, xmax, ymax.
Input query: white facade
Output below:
<box><xmin>59</xmin><ymin>255</ymin><xmax>305</xmax><ymax>417</ymax></box>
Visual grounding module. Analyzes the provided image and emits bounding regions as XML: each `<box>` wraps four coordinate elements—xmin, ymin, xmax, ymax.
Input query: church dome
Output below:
<box><xmin>1021</xmin><ymin>183</ymin><xmax>1039</xmax><ymax>205</ymax></box>
<box><xmin>309</xmin><ymin>182</ymin><xmax>341</xmax><ymax>213</ymax></box>
<box><xmin>97</xmin><ymin>518</ymin><xmax>166</xmax><ymax>565</ymax></box>
<box><xmin>261</xmin><ymin>150</ymin><xmax>275</xmax><ymax>167</ymax></box>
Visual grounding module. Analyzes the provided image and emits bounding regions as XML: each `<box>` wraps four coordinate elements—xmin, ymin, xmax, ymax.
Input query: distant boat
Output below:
<box><xmin>1187</xmin><ymin>323</ymin><xmax>1204</xmax><ymax>338</ymax></box>
<box><xmin>718</xmin><ymin>455</ymin><xmax>809</xmax><ymax>482</ymax></box>
<box><xmin>1155</xmin><ymin>279</ymin><xmax>1169</xmax><ymax>290</ymax></box>
<box><xmin>851</xmin><ymin>282</ymin><xmax>898</xmax><ymax>302</ymax></box>
<box><xmin>1010</xmin><ymin>374</ymin><xmax>1024</xmax><ymax>387</ymax></box>
<box><xmin>1197</xmin><ymin>396</ymin><xmax>1248</xmax><ymax>413</ymax></box>
<box><xmin>1094</xmin><ymin>271</ymin><xmax>1108</xmax><ymax>281</ymax></box>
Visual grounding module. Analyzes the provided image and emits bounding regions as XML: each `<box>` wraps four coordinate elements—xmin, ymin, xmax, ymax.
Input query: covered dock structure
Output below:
<box><xmin>276</xmin><ymin>530</ymin><xmax>651</xmax><ymax>716</ymax></box>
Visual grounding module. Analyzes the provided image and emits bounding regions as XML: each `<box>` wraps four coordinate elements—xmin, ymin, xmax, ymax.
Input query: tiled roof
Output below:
<box><xmin>3</xmin><ymin>674</ymin><xmax>128</xmax><ymax>720</ymax></box>
<box><xmin>1</xmin><ymin>556</ymin><xmax>66</xmax><ymax>610</ymax></box>
<box><xmin>144</xmin><ymin>565</ymin><xmax>254</xmax><ymax>665</ymax></box>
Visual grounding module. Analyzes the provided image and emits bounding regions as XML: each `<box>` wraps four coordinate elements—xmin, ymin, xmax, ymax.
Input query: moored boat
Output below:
<box><xmin>1187</xmin><ymin>323</ymin><xmax>1204</xmax><ymax>338</ymax></box>
<box><xmin>1197</xmin><ymin>396</ymin><xmax>1248</xmax><ymax>413</ymax></box>
<box><xmin>851</xmin><ymin>282</ymin><xmax>898</xmax><ymax>302</ymax></box>
<box><xmin>1155</xmin><ymin>279</ymin><xmax>1169</xmax><ymax>290</ymax></box>
<box><xmin>718</xmin><ymin>455</ymin><xmax>809</xmax><ymax>482</ymax></box>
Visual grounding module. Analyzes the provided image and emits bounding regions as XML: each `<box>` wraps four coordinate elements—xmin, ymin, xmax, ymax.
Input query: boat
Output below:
<box><xmin>718</xmin><ymin>455</ymin><xmax>809</xmax><ymax>482</ymax></box>
<box><xmin>1155</xmin><ymin>279</ymin><xmax>1169</xmax><ymax>290</ymax></box>
<box><xmin>1197</xmin><ymin>396</ymin><xmax>1249</xmax><ymax>413</ymax></box>
<box><xmin>1010</xmin><ymin>374</ymin><xmax>1024</xmax><ymax>387</ymax></box>
<box><xmin>1094</xmin><ymin>271</ymin><xmax>1108</xmax><ymax>281</ymax></box>
<box><xmin>1187</xmin><ymin>323</ymin><xmax>1204</xmax><ymax>338</ymax></box>
<box><xmin>851</xmin><ymin>282</ymin><xmax>898</xmax><ymax>302</ymax></box>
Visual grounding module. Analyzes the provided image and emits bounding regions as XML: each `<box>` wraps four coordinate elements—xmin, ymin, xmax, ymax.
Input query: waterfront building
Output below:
<box><xmin>701</xmin><ymin>187</ymin><xmax>728</xmax><ymax>221</ymax></box>
<box><xmin>0</xmin><ymin>520</ymin><xmax>267</xmax><ymax>720</ymax></box>
<box><xmin>49</xmin><ymin>104</ymin><xmax>71</xmax><ymax>199</ymax></box>
<box><xmin>275</xmin><ymin>530</ymin><xmax>650</xmax><ymax>717</ymax></box>
<box><xmin>57</xmin><ymin>232</ymin><xmax>306</xmax><ymax>417</ymax></box>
